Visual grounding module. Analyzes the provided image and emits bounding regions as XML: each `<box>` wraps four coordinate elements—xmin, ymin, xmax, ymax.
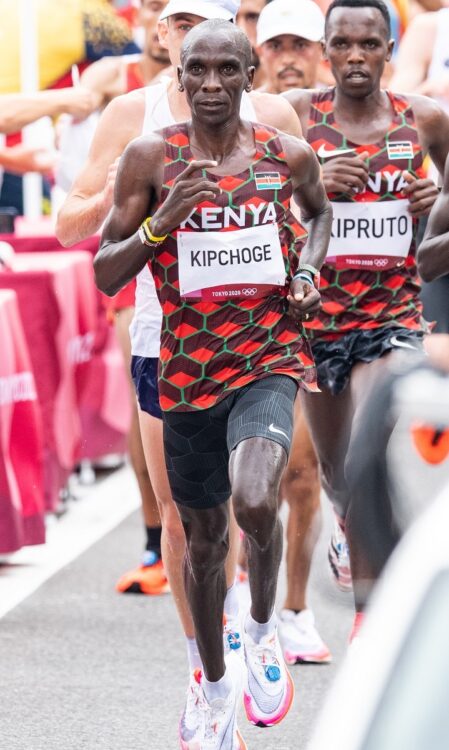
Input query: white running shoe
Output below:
<box><xmin>243</xmin><ymin>625</ymin><xmax>295</xmax><ymax>727</ymax></box>
<box><xmin>179</xmin><ymin>669</ymin><xmax>204</xmax><ymax>750</ymax></box>
<box><xmin>200</xmin><ymin>686</ymin><xmax>247</xmax><ymax>750</ymax></box>
<box><xmin>279</xmin><ymin>609</ymin><xmax>332</xmax><ymax>665</ymax></box>
<box><xmin>328</xmin><ymin>516</ymin><xmax>353</xmax><ymax>592</ymax></box>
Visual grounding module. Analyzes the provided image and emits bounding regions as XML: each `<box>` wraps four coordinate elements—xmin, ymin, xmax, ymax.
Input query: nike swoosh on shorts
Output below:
<box><xmin>317</xmin><ymin>144</ymin><xmax>357</xmax><ymax>159</ymax></box>
<box><xmin>268</xmin><ymin>424</ymin><xmax>289</xmax><ymax>440</ymax></box>
<box><xmin>390</xmin><ymin>335</ymin><xmax>420</xmax><ymax>351</ymax></box>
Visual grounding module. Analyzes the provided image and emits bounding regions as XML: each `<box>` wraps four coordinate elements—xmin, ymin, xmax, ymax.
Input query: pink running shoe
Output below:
<box><xmin>243</xmin><ymin>626</ymin><xmax>295</xmax><ymax>728</ymax></box>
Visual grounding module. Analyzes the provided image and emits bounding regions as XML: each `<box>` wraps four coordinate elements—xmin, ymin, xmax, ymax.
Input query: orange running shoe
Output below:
<box><xmin>115</xmin><ymin>554</ymin><xmax>170</xmax><ymax>595</ymax></box>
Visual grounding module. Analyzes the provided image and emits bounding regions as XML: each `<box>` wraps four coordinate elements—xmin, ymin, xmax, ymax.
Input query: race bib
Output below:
<box><xmin>327</xmin><ymin>199</ymin><xmax>413</xmax><ymax>270</ymax></box>
<box><xmin>177</xmin><ymin>223</ymin><xmax>286</xmax><ymax>301</ymax></box>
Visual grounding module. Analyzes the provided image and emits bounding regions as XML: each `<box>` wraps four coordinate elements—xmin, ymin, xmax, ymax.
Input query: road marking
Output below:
<box><xmin>0</xmin><ymin>466</ymin><xmax>140</xmax><ymax>620</ymax></box>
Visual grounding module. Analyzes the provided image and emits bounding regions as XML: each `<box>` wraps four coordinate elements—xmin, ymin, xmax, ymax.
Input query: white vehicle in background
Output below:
<box><xmin>308</xmin><ymin>364</ymin><xmax>449</xmax><ymax>750</ymax></box>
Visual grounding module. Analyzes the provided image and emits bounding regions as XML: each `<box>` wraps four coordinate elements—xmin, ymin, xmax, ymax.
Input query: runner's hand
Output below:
<box><xmin>151</xmin><ymin>160</ymin><xmax>221</xmax><ymax>237</ymax></box>
<box><xmin>287</xmin><ymin>278</ymin><xmax>321</xmax><ymax>322</ymax></box>
<box><xmin>321</xmin><ymin>151</ymin><xmax>369</xmax><ymax>195</ymax></box>
<box><xmin>402</xmin><ymin>171</ymin><xmax>439</xmax><ymax>217</ymax></box>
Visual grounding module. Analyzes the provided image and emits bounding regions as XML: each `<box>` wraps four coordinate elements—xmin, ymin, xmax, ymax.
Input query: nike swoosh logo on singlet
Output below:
<box><xmin>268</xmin><ymin>424</ymin><xmax>289</xmax><ymax>440</ymax></box>
<box><xmin>317</xmin><ymin>144</ymin><xmax>357</xmax><ymax>159</ymax></box>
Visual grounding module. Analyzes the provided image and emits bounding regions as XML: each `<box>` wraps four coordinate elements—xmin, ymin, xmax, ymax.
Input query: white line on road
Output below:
<box><xmin>0</xmin><ymin>466</ymin><xmax>140</xmax><ymax>620</ymax></box>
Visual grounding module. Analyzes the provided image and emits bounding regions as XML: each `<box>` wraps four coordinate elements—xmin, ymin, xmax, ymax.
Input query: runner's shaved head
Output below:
<box><xmin>180</xmin><ymin>19</ymin><xmax>252</xmax><ymax>68</ymax></box>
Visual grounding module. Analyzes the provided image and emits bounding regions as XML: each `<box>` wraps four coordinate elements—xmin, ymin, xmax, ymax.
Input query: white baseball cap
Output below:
<box><xmin>256</xmin><ymin>0</ymin><xmax>325</xmax><ymax>46</ymax></box>
<box><xmin>159</xmin><ymin>0</ymin><xmax>239</xmax><ymax>22</ymax></box>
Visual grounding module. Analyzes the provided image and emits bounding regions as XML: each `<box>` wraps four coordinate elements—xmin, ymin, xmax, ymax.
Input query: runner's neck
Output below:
<box><xmin>187</xmin><ymin>119</ymin><xmax>249</xmax><ymax>167</ymax></box>
<box><xmin>333</xmin><ymin>87</ymin><xmax>391</xmax><ymax>126</ymax></box>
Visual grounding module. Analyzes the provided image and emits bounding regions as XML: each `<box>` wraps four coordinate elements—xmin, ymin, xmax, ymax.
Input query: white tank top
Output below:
<box><xmin>428</xmin><ymin>8</ymin><xmax>449</xmax><ymax>114</ymax></box>
<box><xmin>130</xmin><ymin>80</ymin><xmax>258</xmax><ymax>357</ymax></box>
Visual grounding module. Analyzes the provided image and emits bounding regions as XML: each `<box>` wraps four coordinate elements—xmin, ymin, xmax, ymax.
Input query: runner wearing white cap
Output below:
<box><xmin>256</xmin><ymin>0</ymin><xmax>324</xmax><ymax>94</ymax></box>
<box><xmin>56</xmin><ymin>2</ymin><xmax>306</xmax><ymax>744</ymax></box>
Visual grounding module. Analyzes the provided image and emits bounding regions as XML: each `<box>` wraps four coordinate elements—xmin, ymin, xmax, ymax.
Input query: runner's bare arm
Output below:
<box><xmin>417</xmin><ymin>156</ymin><xmax>449</xmax><ymax>281</ymax></box>
<box><xmin>411</xmin><ymin>94</ymin><xmax>449</xmax><ymax>176</ymax></box>
<box><xmin>94</xmin><ymin>135</ymin><xmax>163</xmax><ymax>295</ymax></box>
<box><xmin>282</xmin><ymin>134</ymin><xmax>332</xmax><ymax>318</ymax></box>
<box><xmin>389</xmin><ymin>14</ymin><xmax>435</xmax><ymax>93</ymax></box>
<box><xmin>55</xmin><ymin>92</ymin><xmax>144</xmax><ymax>246</ymax></box>
<box><xmin>284</xmin><ymin>135</ymin><xmax>332</xmax><ymax>272</ymax></box>
<box><xmin>281</xmin><ymin>89</ymin><xmax>315</xmax><ymax>137</ymax></box>
<box><xmin>95</xmin><ymin>137</ymin><xmax>220</xmax><ymax>296</ymax></box>
<box><xmin>0</xmin><ymin>88</ymin><xmax>100</xmax><ymax>133</ymax></box>
<box><xmin>79</xmin><ymin>56</ymin><xmax>125</xmax><ymax>109</ymax></box>
<box><xmin>252</xmin><ymin>93</ymin><xmax>303</xmax><ymax>138</ymax></box>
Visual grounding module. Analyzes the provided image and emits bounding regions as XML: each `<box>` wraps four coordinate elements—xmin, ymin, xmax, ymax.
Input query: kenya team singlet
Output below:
<box><xmin>150</xmin><ymin>123</ymin><xmax>317</xmax><ymax>412</ymax></box>
<box><xmin>306</xmin><ymin>88</ymin><xmax>426</xmax><ymax>338</ymax></box>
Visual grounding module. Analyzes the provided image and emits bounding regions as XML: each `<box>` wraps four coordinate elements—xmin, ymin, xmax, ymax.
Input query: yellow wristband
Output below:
<box><xmin>141</xmin><ymin>217</ymin><xmax>167</xmax><ymax>243</ymax></box>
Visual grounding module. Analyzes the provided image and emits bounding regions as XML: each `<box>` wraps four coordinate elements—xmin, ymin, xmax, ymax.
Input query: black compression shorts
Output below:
<box><xmin>163</xmin><ymin>375</ymin><xmax>298</xmax><ymax>510</ymax></box>
<box><xmin>312</xmin><ymin>327</ymin><xmax>425</xmax><ymax>395</ymax></box>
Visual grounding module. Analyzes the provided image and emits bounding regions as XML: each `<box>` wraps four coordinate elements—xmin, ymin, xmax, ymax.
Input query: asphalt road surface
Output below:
<box><xmin>0</xmin><ymin>467</ymin><xmax>353</xmax><ymax>750</ymax></box>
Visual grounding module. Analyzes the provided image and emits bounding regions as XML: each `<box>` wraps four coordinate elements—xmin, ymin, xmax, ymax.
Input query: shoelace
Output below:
<box><xmin>201</xmin><ymin>697</ymin><xmax>232</xmax><ymax>746</ymax></box>
<box><xmin>251</xmin><ymin>641</ymin><xmax>281</xmax><ymax>682</ymax></box>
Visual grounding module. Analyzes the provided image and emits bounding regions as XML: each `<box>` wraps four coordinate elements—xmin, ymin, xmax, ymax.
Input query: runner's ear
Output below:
<box><xmin>246</xmin><ymin>65</ymin><xmax>255</xmax><ymax>92</ymax></box>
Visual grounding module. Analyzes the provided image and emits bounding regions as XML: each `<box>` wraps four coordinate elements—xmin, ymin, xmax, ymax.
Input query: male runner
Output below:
<box><xmin>255</xmin><ymin>0</ymin><xmax>332</xmax><ymax>666</ymax></box>
<box><xmin>95</xmin><ymin>19</ymin><xmax>332</xmax><ymax>747</ymax></box>
<box><xmin>235</xmin><ymin>0</ymin><xmax>268</xmax><ymax>89</ymax></box>
<box><xmin>56</xmin><ymin>0</ymin><xmax>306</xmax><ymax>743</ymax></box>
<box><xmin>66</xmin><ymin>0</ymin><xmax>171</xmax><ymax>595</ymax></box>
<box><xmin>285</xmin><ymin>0</ymin><xmax>449</xmax><ymax>632</ymax></box>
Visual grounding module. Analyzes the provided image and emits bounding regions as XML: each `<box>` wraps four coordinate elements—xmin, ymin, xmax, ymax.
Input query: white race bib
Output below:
<box><xmin>327</xmin><ymin>199</ymin><xmax>412</xmax><ymax>270</ymax></box>
<box><xmin>177</xmin><ymin>223</ymin><xmax>286</xmax><ymax>301</ymax></box>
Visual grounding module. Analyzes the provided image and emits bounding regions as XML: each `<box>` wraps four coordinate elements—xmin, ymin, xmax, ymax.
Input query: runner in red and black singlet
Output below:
<box><xmin>152</xmin><ymin>122</ymin><xmax>317</xmax><ymax>412</ymax></box>
<box><xmin>286</xmin><ymin>0</ymin><xmax>449</xmax><ymax>630</ymax></box>
<box><xmin>307</xmin><ymin>87</ymin><xmax>425</xmax><ymax>340</ymax></box>
<box><xmin>95</xmin><ymin>21</ymin><xmax>332</xmax><ymax>747</ymax></box>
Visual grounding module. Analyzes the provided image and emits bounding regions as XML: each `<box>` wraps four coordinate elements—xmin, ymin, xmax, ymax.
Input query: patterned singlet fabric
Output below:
<box><xmin>149</xmin><ymin>122</ymin><xmax>318</xmax><ymax>412</ymax></box>
<box><xmin>305</xmin><ymin>88</ymin><xmax>426</xmax><ymax>340</ymax></box>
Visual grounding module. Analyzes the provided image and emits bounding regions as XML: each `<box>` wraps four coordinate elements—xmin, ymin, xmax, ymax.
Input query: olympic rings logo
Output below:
<box><xmin>374</xmin><ymin>258</ymin><xmax>389</xmax><ymax>267</ymax></box>
<box><xmin>242</xmin><ymin>288</ymin><xmax>257</xmax><ymax>296</ymax></box>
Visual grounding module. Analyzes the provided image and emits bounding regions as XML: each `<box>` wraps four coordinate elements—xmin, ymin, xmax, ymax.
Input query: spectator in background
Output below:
<box><xmin>0</xmin><ymin>0</ymin><xmax>141</xmax><ymax>216</ymax></box>
<box><xmin>256</xmin><ymin>0</ymin><xmax>325</xmax><ymax>93</ymax></box>
<box><xmin>0</xmin><ymin>0</ymin><xmax>140</xmax><ymax>94</ymax></box>
<box><xmin>236</xmin><ymin>0</ymin><xmax>269</xmax><ymax>88</ymax></box>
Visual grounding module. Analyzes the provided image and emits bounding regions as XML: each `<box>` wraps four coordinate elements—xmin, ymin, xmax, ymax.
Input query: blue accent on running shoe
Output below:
<box><xmin>227</xmin><ymin>632</ymin><xmax>241</xmax><ymax>650</ymax></box>
<box><xmin>265</xmin><ymin>665</ymin><xmax>281</xmax><ymax>682</ymax></box>
<box><xmin>142</xmin><ymin>550</ymin><xmax>160</xmax><ymax>567</ymax></box>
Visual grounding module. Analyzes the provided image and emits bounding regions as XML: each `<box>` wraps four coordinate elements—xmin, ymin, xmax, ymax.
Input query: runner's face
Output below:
<box><xmin>236</xmin><ymin>0</ymin><xmax>266</xmax><ymax>70</ymax></box>
<box><xmin>158</xmin><ymin>13</ymin><xmax>207</xmax><ymax>67</ymax></box>
<box><xmin>259</xmin><ymin>34</ymin><xmax>321</xmax><ymax>93</ymax></box>
<box><xmin>139</xmin><ymin>0</ymin><xmax>170</xmax><ymax>63</ymax></box>
<box><xmin>324</xmin><ymin>8</ymin><xmax>394</xmax><ymax>98</ymax></box>
<box><xmin>236</xmin><ymin>0</ymin><xmax>266</xmax><ymax>48</ymax></box>
<box><xmin>181</xmin><ymin>36</ymin><xmax>253</xmax><ymax>126</ymax></box>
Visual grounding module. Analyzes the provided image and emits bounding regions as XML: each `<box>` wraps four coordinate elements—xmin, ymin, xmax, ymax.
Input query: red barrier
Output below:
<box><xmin>0</xmin><ymin>290</ymin><xmax>45</xmax><ymax>553</ymax></box>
